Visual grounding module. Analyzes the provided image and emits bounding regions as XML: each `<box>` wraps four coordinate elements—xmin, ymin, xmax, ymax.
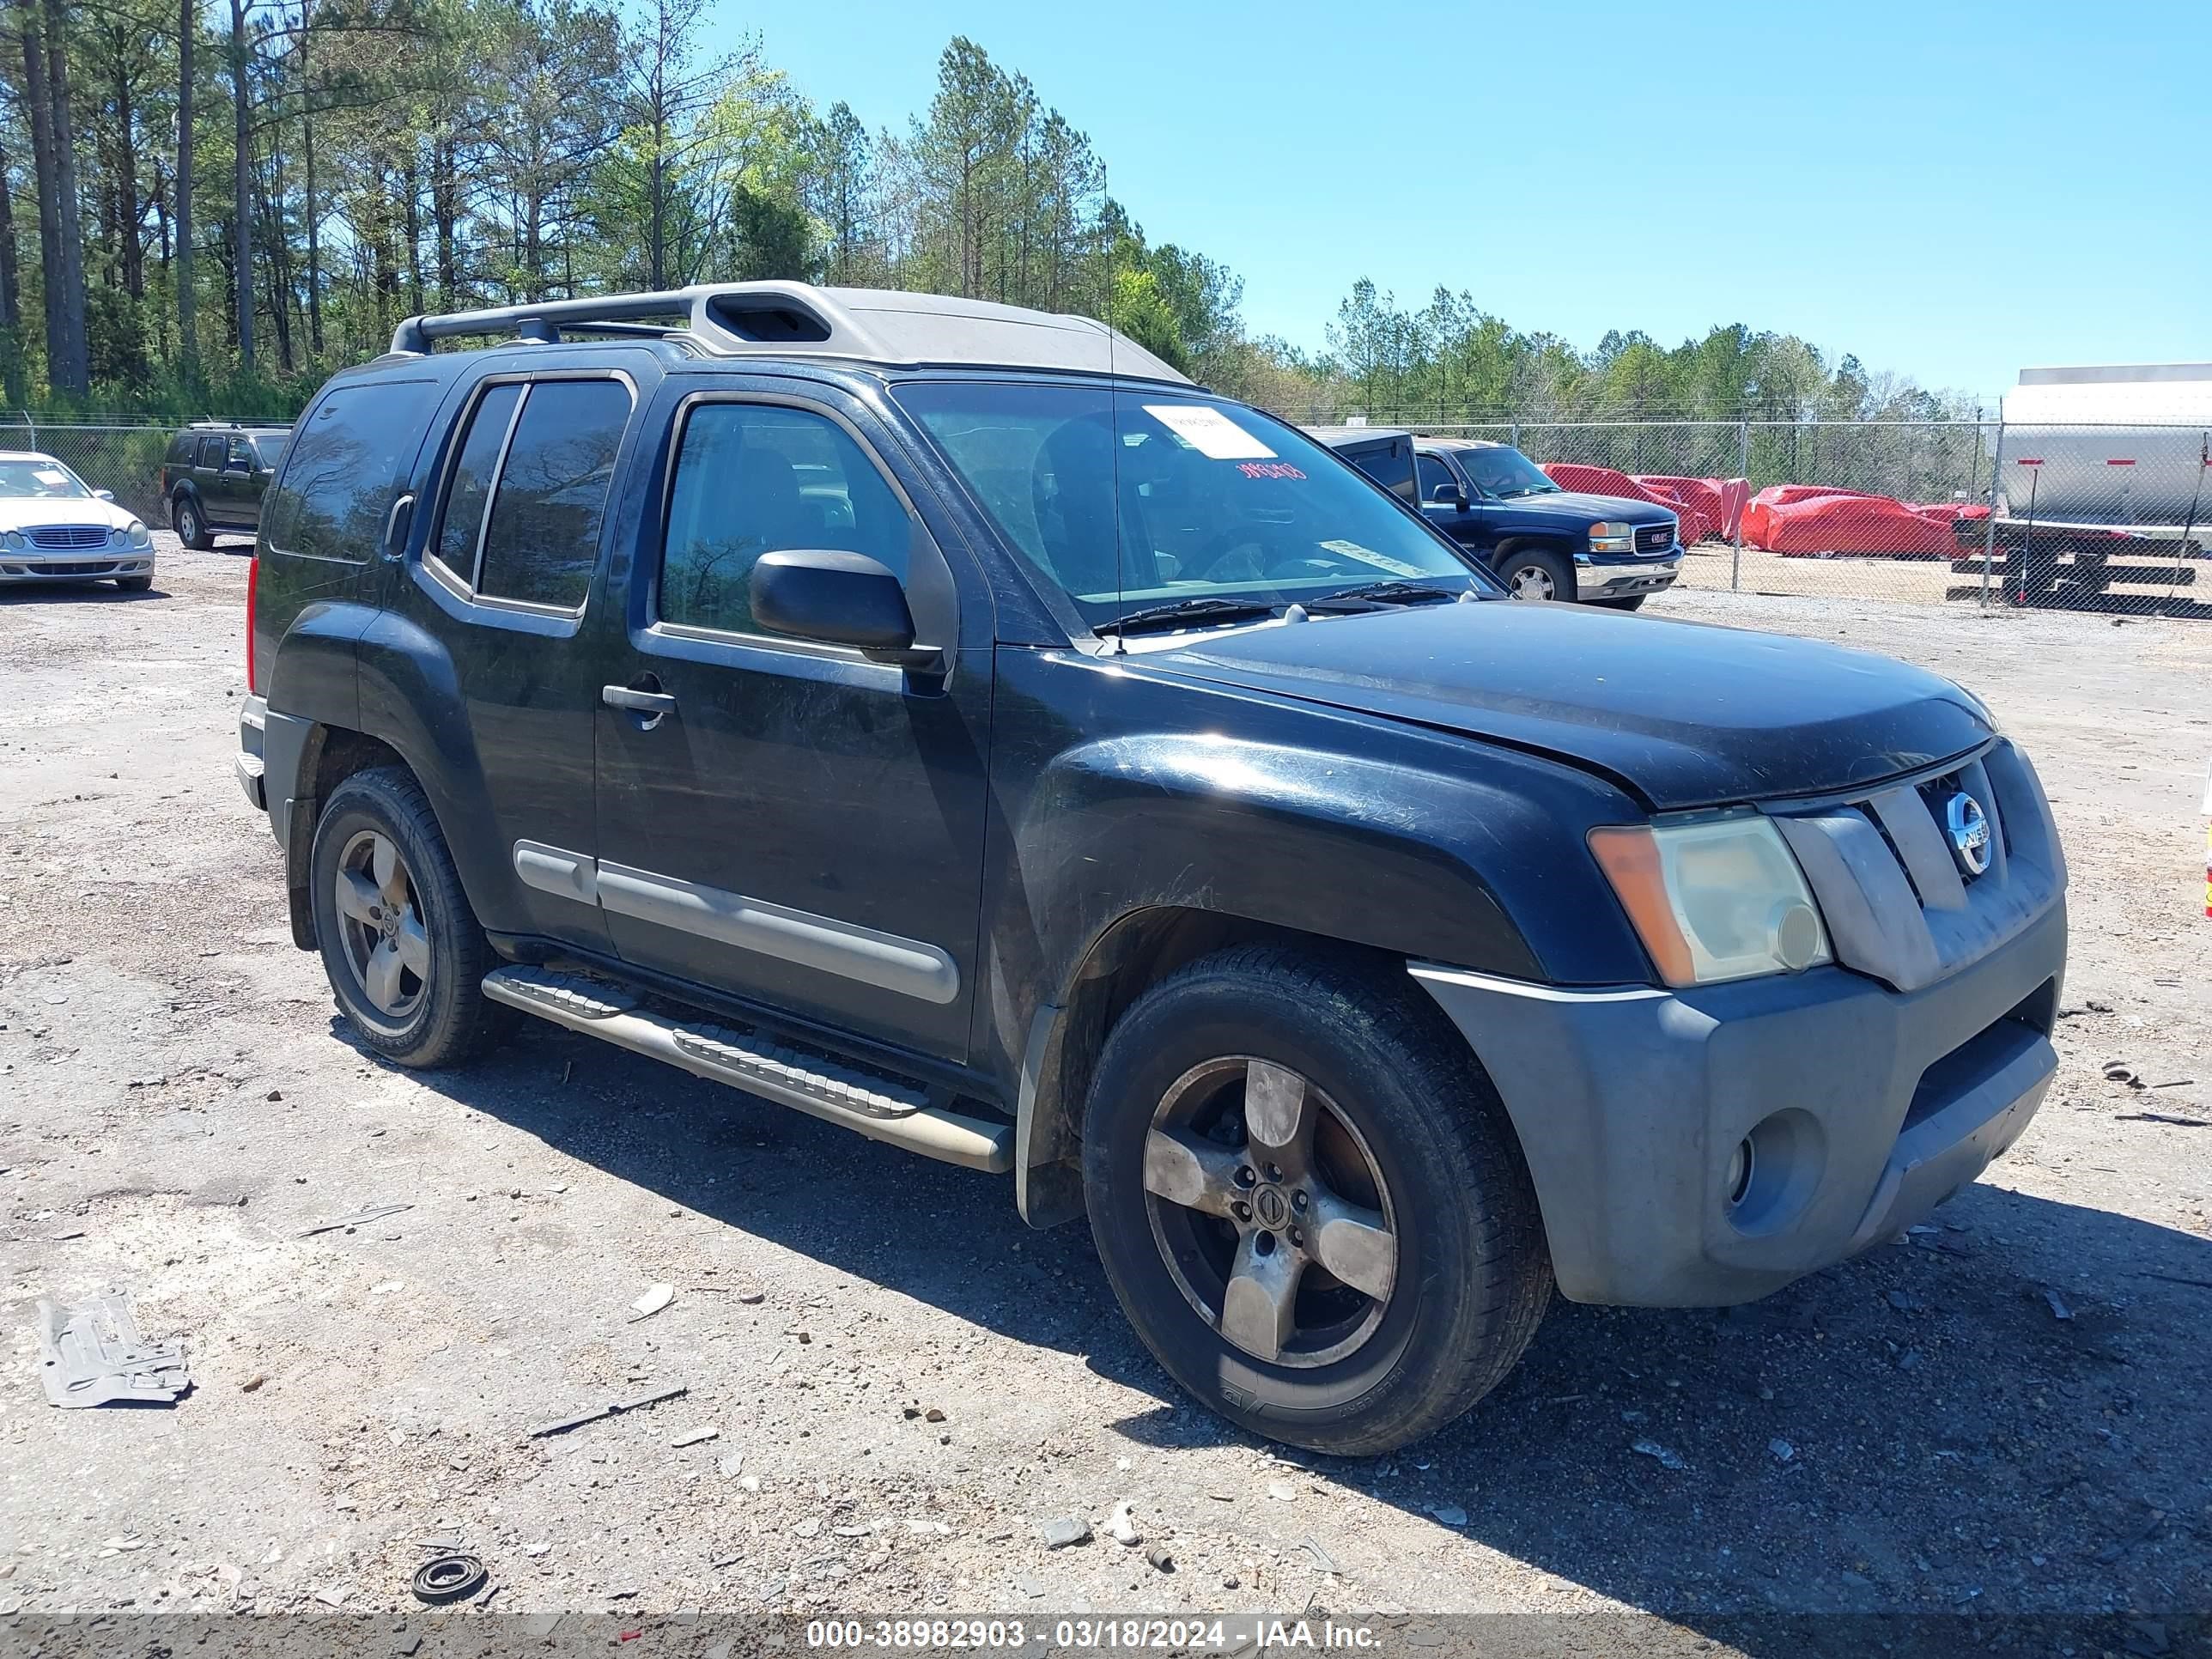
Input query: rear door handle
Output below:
<box><xmin>602</xmin><ymin>684</ymin><xmax>678</xmax><ymax>716</ymax></box>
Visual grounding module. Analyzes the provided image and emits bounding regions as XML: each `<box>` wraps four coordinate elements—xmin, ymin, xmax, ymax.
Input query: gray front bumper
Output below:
<box><xmin>1412</xmin><ymin>898</ymin><xmax>2064</xmax><ymax>1306</ymax></box>
<box><xmin>0</xmin><ymin>553</ymin><xmax>155</xmax><ymax>583</ymax></box>
<box><xmin>1575</xmin><ymin>552</ymin><xmax>1680</xmax><ymax>599</ymax></box>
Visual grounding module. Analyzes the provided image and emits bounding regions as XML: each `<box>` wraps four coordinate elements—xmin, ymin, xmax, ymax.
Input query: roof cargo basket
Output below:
<box><xmin>386</xmin><ymin>282</ymin><xmax>1192</xmax><ymax>386</ymax></box>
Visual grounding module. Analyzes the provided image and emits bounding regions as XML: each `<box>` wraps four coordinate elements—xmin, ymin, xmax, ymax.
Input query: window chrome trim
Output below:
<box><xmin>647</xmin><ymin>386</ymin><xmax>925</xmax><ymax>656</ymax></box>
<box><xmin>421</xmin><ymin>368</ymin><xmax>637</xmax><ymax>616</ymax></box>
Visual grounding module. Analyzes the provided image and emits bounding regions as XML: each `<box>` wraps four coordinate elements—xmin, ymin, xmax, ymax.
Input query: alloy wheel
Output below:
<box><xmin>1506</xmin><ymin>562</ymin><xmax>1557</xmax><ymax>600</ymax></box>
<box><xmin>332</xmin><ymin>829</ymin><xmax>430</xmax><ymax>1022</ymax></box>
<box><xmin>1142</xmin><ymin>1056</ymin><xmax>1399</xmax><ymax>1368</ymax></box>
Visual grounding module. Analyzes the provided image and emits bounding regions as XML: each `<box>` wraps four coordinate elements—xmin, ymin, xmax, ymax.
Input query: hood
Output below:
<box><xmin>1143</xmin><ymin>601</ymin><xmax>1994</xmax><ymax>811</ymax></box>
<box><xmin>1486</xmin><ymin>489</ymin><xmax>1676</xmax><ymax>527</ymax></box>
<box><xmin>0</xmin><ymin>495</ymin><xmax>136</xmax><ymax>530</ymax></box>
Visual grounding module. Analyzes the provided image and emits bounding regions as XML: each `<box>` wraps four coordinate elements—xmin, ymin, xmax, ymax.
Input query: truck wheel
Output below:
<box><xmin>173</xmin><ymin>495</ymin><xmax>213</xmax><ymax>550</ymax></box>
<box><xmin>308</xmin><ymin>766</ymin><xmax>505</xmax><ymax>1068</ymax></box>
<box><xmin>1082</xmin><ymin>945</ymin><xmax>1551</xmax><ymax>1455</ymax></box>
<box><xmin>1589</xmin><ymin>595</ymin><xmax>1646</xmax><ymax>611</ymax></box>
<box><xmin>1493</xmin><ymin>546</ymin><xmax>1574</xmax><ymax>602</ymax></box>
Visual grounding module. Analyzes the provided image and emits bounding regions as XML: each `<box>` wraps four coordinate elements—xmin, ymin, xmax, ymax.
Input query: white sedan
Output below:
<box><xmin>0</xmin><ymin>451</ymin><xmax>156</xmax><ymax>591</ymax></box>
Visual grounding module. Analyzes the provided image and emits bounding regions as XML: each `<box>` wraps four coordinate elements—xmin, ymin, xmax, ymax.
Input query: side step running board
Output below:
<box><xmin>482</xmin><ymin>967</ymin><xmax>1012</xmax><ymax>1174</ymax></box>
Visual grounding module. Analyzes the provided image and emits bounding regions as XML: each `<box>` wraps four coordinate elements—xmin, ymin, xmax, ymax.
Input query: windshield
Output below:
<box><xmin>0</xmin><ymin>458</ymin><xmax>92</xmax><ymax>499</ymax></box>
<box><xmin>1455</xmin><ymin>446</ymin><xmax>1559</xmax><ymax>499</ymax></box>
<box><xmin>895</xmin><ymin>383</ymin><xmax>1495</xmax><ymax>630</ymax></box>
<box><xmin>254</xmin><ymin>434</ymin><xmax>289</xmax><ymax>466</ymax></box>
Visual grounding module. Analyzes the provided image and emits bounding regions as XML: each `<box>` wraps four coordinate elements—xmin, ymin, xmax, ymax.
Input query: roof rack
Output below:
<box><xmin>188</xmin><ymin>418</ymin><xmax>293</xmax><ymax>430</ymax></box>
<box><xmin>386</xmin><ymin>281</ymin><xmax>1193</xmax><ymax>386</ymax></box>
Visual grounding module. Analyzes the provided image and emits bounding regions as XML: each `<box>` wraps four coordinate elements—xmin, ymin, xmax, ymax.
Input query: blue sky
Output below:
<box><xmin>714</xmin><ymin>0</ymin><xmax>2209</xmax><ymax>405</ymax></box>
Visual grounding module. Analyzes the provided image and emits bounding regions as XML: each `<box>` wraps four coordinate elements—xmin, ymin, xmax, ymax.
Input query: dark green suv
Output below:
<box><xmin>160</xmin><ymin>422</ymin><xmax>291</xmax><ymax>548</ymax></box>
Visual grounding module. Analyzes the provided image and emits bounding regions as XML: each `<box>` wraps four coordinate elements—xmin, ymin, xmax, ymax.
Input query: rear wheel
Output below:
<box><xmin>173</xmin><ymin>495</ymin><xmax>213</xmax><ymax>550</ymax></box>
<box><xmin>308</xmin><ymin>766</ymin><xmax>505</xmax><ymax>1068</ymax></box>
<box><xmin>1493</xmin><ymin>545</ymin><xmax>1574</xmax><ymax>602</ymax></box>
<box><xmin>1082</xmin><ymin>945</ymin><xmax>1552</xmax><ymax>1455</ymax></box>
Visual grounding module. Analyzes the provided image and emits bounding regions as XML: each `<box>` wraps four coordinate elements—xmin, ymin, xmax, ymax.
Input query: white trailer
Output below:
<box><xmin>1954</xmin><ymin>364</ymin><xmax>2211</xmax><ymax>607</ymax></box>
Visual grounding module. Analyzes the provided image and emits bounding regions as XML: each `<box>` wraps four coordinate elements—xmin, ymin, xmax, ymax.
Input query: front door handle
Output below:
<box><xmin>603</xmin><ymin>684</ymin><xmax>678</xmax><ymax>719</ymax></box>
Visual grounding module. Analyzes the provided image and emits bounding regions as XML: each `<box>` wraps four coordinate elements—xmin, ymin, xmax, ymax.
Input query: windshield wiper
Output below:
<box><xmin>1092</xmin><ymin>597</ymin><xmax>1281</xmax><ymax>637</ymax></box>
<box><xmin>1306</xmin><ymin>580</ymin><xmax>1462</xmax><ymax>610</ymax></box>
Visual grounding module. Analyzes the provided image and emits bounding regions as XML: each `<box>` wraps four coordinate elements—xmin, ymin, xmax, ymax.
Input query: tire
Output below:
<box><xmin>1492</xmin><ymin>545</ymin><xmax>1575</xmax><ymax>602</ymax></box>
<box><xmin>173</xmin><ymin>495</ymin><xmax>213</xmax><ymax>550</ymax></box>
<box><xmin>1081</xmin><ymin>944</ymin><xmax>1552</xmax><ymax>1455</ymax></box>
<box><xmin>114</xmin><ymin>574</ymin><xmax>153</xmax><ymax>592</ymax></box>
<box><xmin>1589</xmin><ymin>594</ymin><xmax>1646</xmax><ymax>611</ymax></box>
<box><xmin>308</xmin><ymin>765</ymin><xmax>506</xmax><ymax>1068</ymax></box>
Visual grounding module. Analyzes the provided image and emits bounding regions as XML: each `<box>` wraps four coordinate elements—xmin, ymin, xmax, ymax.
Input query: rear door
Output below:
<box><xmin>381</xmin><ymin>363</ymin><xmax>651</xmax><ymax>953</ymax></box>
<box><xmin>589</xmin><ymin>377</ymin><xmax>992</xmax><ymax>1063</ymax></box>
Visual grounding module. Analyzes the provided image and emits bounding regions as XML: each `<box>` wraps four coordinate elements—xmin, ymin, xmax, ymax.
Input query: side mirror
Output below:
<box><xmin>1429</xmin><ymin>482</ymin><xmax>1468</xmax><ymax>509</ymax></box>
<box><xmin>749</xmin><ymin>550</ymin><xmax>940</xmax><ymax>669</ymax></box>
<box><xmin>94</xmin><ymin>489</ymin><xmax>115</xmax><ymax>501</ymax></box>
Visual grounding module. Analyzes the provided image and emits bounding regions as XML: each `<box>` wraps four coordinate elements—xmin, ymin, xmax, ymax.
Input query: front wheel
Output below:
<box><xmin>308</xmin><ymin>766</ymin><xmax>505</xmax><ymax>1067</ymax></box>
<box><xmin>114</xmin><ymin>574</ymin><xmax>154</xmax><ymax>592</ymax></box>
<box><xmin>1082</xmin><ymin>945</ymin><xmax>1552</xmax><ymax>1455</ymax></box>
<box><xmin>1493</xmin><ymin>545</ymin><xmax>1575</xmax><ymax>602</ymax></box>
<box><xmin>1589</xmin><ymin>594</ymin><xmax>1646</xmax><ymax>611</ymax></box>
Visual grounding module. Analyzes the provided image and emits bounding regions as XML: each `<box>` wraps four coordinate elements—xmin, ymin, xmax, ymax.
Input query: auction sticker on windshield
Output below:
<box><xmin>1320</xmin><ymin>539</ymin><xmax>1428</xmax><ymax>578</ymax></box>
<box><xmin>1142</xmin><ymin>404</ymin><xmax>1276</xmax><ymax>460</ymax></box>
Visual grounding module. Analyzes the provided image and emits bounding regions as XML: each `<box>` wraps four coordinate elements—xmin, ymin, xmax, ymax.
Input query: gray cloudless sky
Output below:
<box><xmin>716</xmin><ymin>0</ymin><xmax>2209</xmax><ymax>404</ymax></box>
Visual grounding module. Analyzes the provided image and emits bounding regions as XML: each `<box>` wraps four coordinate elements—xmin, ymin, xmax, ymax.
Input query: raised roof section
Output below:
<box><xmin>387</xmin><ymin>282</ymin><xmax>1194</xmax><ymax>385</ymax></box>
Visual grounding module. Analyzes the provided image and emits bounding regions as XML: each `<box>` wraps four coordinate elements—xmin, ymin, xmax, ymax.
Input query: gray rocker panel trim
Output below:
<box><xmin>510</xmin><ymin>842</ymin><xmax>961</xmax><ymax>1006</ymax></box>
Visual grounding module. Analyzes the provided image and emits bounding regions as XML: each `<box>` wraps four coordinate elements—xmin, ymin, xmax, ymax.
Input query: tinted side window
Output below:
<box><xmin>430</xmin><ymin>381</ymin><xmax>524</xmax><ymax>584</ymax></box>
<box><xmin>197</xmin><ymin>436</ymin><xmax>223</xmax><ymax>468</ymax></box>
<box><xmin>475</xmin><ymin>379</ymin><xmax>630</xmax><ymax>610</ymax></box>
<box><xmin>226</xmin><ymin>435</ymin><xmax>253</xmax><ymax>469</ymax></box>
<box><xmin>659</xmin><ymin>403</ymin><xmax>909</xmax><ymax>637</ymax></box>
<box><xmin>1417</xmin><ymin>453</ymin><xmax>1459</xmax><ymax>501</ymax></box>
<box><xmin>263</xmin><ymin>380</ymin><xmax>439</xmax><ymax>562</ymax></box>
<box><xmin>1353</xmin><ymin>439</ymin><xmax>1417</xmax><ymax>505</ymax></box>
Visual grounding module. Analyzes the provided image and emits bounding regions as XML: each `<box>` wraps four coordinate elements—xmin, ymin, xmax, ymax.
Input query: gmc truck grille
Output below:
<box><xmin>1636</xmin><ymin>524</ymin><xmax>1673</xmax><ymax>552</ymax></box>
<box><xmin>1769</xmin><ymin>739</ymin><xmax>2065</xmax><ymax>994</ymax></box>
<box><xmin>27</xmin><ymin>526</ymin><xmax>109</xmax><ymax>549</ymax></box>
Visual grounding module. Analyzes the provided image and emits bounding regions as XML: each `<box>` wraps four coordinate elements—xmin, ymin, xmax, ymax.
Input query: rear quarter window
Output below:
<box><xmin>263</xmin><ymin>379</ymin><xmax>440</xmax><ymax>562</ymax></box>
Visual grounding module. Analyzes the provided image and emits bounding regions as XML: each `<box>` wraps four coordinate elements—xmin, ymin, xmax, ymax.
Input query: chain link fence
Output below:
<box><xmin>6</xmin><ymin>412</ymin><xmax>2207</xmax><ymax>617</ymax></box>
<box><xmin>0</xmin><ymin>416</ymin><xmax>183</xmax><ymax>523</ymax></box>
<box><xmin>1330</xmin><ymin>416</ymin><xmax>2212</xmax><ymax>617</ymax></box>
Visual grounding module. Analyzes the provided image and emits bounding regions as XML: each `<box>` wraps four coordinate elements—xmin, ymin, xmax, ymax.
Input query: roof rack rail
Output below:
<box><xmin>386</xmin><ymin>281</ymin><xmax>1193</xmax><ymax>386</ymax></box>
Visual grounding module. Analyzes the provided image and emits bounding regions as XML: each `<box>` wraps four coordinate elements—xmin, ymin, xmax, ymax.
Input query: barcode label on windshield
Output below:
<box><xmin>1143</xmin><ymin>405</ymin><xmax>1277</xmax><ymax>461</ymax></box>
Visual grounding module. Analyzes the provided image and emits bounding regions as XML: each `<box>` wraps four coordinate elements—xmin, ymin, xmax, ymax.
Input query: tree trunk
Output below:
<box><xmin>432</xmin><ymin>134</ymin><xmax>458</xmax><ymax>308</ymax></box>
<box><xmin>0</xmin><ymin>143</ymin><xmax>24</xmax><ymax>406</ymax></box>
<box><xmin>114</xmin><ymin>47</ymin><xmax>144</xmax><ymax>299</ymax></box>
<box><xmin>176</xmin><ymin>0</ymin><xmax>196</xmax><ymax>365</ymax></box>
<box><xmin>24</xmin><ymin>3</ymin><xmax>89</xmax><ymax>395</ymax></box>
<box><xmin>401</xmin><ymin>158</ymin><xmax>424</xmax><ymax>313</ymax></box>
<box><xmin>228</xmin><ymin>0</ymin><xmax>254</xmax><ymax>368</ymax></box>
<box><xmin>300</xmin><ymin>0</ymin><xmax>321</xmax><ymax>354</ymax></box>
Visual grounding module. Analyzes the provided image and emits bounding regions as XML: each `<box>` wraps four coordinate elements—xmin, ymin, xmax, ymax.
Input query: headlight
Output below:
<box><xmin>0</xmin><ymin>530</ymin><xmax>21</xmax><ymax>551</ymax></box>
<box><xmin>126</xmin><ymin>520</ymin><xmax>151</xmax><ymax>548</ymax></box>
<box><xmin>1589</xmin><ymin>521</ymin><xmax>1636</xmax><ymax>551</ymax></box>
<box><xmin>1589</xmin><ymin>811</ymin><xmax>1830</xmax><ymax>986</ymax></box>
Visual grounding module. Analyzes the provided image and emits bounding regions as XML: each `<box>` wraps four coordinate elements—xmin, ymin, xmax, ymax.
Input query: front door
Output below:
<box><xmin>222</xmin><ymin>434</ymin><xmax>262</xmax><ymax>528</ymax></box>
<box><xmin>1417</xmin><ymin>452</ymin><xmax>1490</xmax><ymax>556</ymax></box>
<box><xmin>592</xmin><ymin>383</ymin><xmax>991</xmax><ymax>1065</ymax></box>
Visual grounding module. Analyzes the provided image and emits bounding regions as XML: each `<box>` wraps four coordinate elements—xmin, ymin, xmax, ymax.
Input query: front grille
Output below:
<box><xmin>27</xmin><ymin>525</ymin><xmax>111</xmax><ymax>549</ymax></box>
<box><xmin>1770</xmin><ymin>739</ymin><xmax>2063</xmax><ymax>994</ymax></box>
<box><xmin>1636</xmin><ymin>524</ymin><xmax>1673</xmax><ymax>552</ymax></box>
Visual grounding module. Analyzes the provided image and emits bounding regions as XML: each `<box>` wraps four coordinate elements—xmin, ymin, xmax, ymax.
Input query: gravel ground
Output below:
<box><xmin>2</xmin><ymin>539</ymin><xmax>2209</xmax><ymax>1650</ymax></box>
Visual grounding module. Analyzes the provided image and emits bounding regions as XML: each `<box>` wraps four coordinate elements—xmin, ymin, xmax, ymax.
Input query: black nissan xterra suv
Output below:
<box><xmin>236</xmin><ymin>283</ymin><xmax>2067</xmax><ymax>1455</ymax></box>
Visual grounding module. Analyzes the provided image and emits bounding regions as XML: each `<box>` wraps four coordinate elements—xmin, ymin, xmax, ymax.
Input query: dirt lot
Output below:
<box><xmin>3</xmin><ymin>538</ymin><xmax>2209</xmax><ymax>1652</ymax></box>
